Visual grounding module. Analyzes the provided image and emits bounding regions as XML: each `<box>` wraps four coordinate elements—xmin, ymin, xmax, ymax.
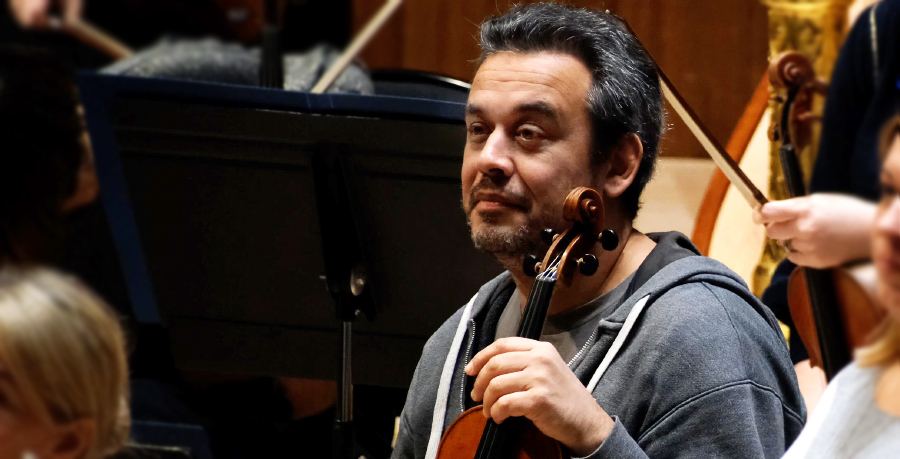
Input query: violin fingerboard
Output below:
<box><xmin>517</xmin><ymin>278</ymin><xmax>556</xmax><ymax>340</ymax></box>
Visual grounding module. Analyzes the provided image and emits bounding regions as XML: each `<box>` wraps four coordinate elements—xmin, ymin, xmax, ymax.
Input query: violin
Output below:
<box><xmin>768</xmin><ymin>52</ymin><xmax>885</xmax><ymax>380</ymax></box>
<box><xmin>435</xmin><ymin>187</ymin><xmax>618</xmax><ymax>459</ymax></box>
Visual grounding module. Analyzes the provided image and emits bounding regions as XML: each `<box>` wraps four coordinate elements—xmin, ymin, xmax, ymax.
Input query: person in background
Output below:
<box><xmin>0</xmin><ymin>46</ymin><xmax>97</xmax><ymax>266</ymax></box>
<box><xmin>5</xmin><ymin>0</ymin><xmax>352</xmax><ymax>69</ymax></box>
<box><xmin>782</xmin><ymin>115</ymin><xmax>900</xmax><ymax>458</ymax></box>
<box><xmin>754</xmin><ymin>0</ymin><xmax>900</xmax><ymax>414</ymax></box>
<box><xmin>0</xmin><ymin>267</ymin><xmax>129</xmax><ymax>459</ymax></box>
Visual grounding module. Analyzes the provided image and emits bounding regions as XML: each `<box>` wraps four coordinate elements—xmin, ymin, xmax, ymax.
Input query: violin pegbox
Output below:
<box><xmin>522</xmin><ymin>187</ymin><xmax>619</xmax><ymax>283</ymax></box>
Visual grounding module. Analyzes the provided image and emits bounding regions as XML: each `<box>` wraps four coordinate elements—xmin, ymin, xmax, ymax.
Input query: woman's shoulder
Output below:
<box><xmin>784</xmin><ymin>362</ymin><xmax>899</xmax><ymax>458</ymax></box>
<box><xmin>811</xmin><ymin>362</ymin><xmax>883</xmax><ymax>427</ymax></box>
<box><xmin>831</xmin><ymin>361</ymin><xmax>882</xmax><ymax>394</ymax></box>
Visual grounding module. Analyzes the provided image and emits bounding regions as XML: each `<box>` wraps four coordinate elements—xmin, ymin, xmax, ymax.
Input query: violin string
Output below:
<box><xmin>521</xmin><ymin>250</ymin><xmax>562</xmax><ymax>338</ymax></box>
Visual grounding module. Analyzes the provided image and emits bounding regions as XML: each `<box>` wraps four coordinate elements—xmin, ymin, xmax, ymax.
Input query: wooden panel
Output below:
<box><xmin>352</xmin><ymin>0</ymin><xmax>769</xmax><ymax>158</ymax></box>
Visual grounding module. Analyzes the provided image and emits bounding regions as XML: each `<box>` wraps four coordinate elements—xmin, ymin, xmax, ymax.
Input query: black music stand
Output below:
<box><xmin>79</xmin><ymin>73</ymin><xmax>499</xmax><ymax>457</ymax></box>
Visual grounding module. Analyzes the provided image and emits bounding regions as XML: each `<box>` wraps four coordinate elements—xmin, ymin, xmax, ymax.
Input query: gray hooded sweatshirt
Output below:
<box><xmin>392</xmin><ymin>232</ymin><xmax>805</xmax><ymax>459</ymax></box>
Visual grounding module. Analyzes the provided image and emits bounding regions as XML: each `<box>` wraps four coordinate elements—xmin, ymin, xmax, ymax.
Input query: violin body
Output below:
<box><xmin>435</xmin><ymin>408</ymin><xmax>563</xmax><ymax>459</ymax></box>
<box><xmin>788</xmin><ymin>264</ymin><xmax>885</xmax><ymax>370</ymax></box>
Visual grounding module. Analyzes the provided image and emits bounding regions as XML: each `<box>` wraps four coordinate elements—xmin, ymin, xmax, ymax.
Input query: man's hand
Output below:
<box><xmin>10</xmin><ymin>0</ymin><xmax>83</xmax><ymax>28</ymax></box>
<box><xmin>752</xmin><ymin>193</ymin><xmax>876</xmax><ymax>269</ymax></box>
<box><xmin>466</xmin><ymin>337</ymin><xmax>615</xmax><ymax>457</ymax></box>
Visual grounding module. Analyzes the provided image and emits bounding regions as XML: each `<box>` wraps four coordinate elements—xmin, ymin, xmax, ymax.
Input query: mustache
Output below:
<box><xmin>466</xmin><ymin>180</ymin><xmax>530</xmax><ymax>212</ymax></box>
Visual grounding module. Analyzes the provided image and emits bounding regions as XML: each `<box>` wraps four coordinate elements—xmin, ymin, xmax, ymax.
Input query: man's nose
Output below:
<box><xmin>476</xmin><ymin>129</ymin><xmax>515</xmax><ymax>178</ymax></box>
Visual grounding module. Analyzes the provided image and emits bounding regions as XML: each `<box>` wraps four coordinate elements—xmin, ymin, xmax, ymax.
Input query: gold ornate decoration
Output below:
<box><xmin>754</xmin><ymin>0</ymin><xmax>854</xmax><ymax>296</ymax></box>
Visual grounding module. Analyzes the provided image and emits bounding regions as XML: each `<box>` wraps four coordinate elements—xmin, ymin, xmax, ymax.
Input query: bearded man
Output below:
<box><xmin>392</xmin><ymin>4</ymin><xmax>805</xmax><ymax>459</ymax></box>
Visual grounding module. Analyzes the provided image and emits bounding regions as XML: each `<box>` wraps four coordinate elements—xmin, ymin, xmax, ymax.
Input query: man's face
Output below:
<box><xmin>462</xmin><ymin>51</ymin><xmax>597</xmax><ymax>257</ymax></box>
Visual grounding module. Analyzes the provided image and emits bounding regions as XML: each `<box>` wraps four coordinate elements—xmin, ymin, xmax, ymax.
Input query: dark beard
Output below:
<box><xmin>463</xmin><ymin>178</ymin><xmax>562</xmax><ymax>258</ymax></box>
<box><xmin>465</xmin><ymin>204</ymin><xmax>561</xmax><ymax>258</ymax></box>
<box><xmin>469</xmin><ymin>218</ymin><xmax>540</xmax><ymax>256</ymax></box>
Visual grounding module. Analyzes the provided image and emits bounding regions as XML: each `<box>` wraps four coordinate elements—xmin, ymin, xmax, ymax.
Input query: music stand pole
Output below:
<box><xmin>260</xmin><ymin>0</ymin><xmax>283</xmax><ymax>89</ymax></box>
<box><xmin>311</xmin><ymin>152</ymin><xmax>375</xmax><ymax>459</ymax></box>
<box><xmin>333</xmin><ymin>319</ymin><xmax>355</xmax><ymax>459</ymax></box>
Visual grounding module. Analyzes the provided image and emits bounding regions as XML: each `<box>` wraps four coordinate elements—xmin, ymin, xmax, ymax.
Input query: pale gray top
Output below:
<box><xmin>494</xmin><ymin>273</ymin><xmax>634</xmax><ymax>365</ymax></box>
<box><xmin>783</xmin><ymin>362</ymin><xmax>900</xmax><ymax>458</ymax></box>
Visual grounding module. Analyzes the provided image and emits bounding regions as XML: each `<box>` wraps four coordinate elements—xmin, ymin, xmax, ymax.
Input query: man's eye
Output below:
<box><xmin>467</xmin><ymin>123</ymin><xmax>486</xmax><ymax>138</ymax></box>
<box><xmin>517</xmin><ymin>126</ymin><xmax>542</xmax><ymax>142</ymax></box>
<box><xmin>881</xmin><ymin>183</ymin><xmax>898</xmax><ymax>200</ymax></box>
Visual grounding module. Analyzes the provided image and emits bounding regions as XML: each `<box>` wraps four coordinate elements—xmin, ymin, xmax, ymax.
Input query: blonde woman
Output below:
<box><xmin>784</xmin><ymin>119</ymin><xmax>900</xmax><ymax>457</ymax></box>
<box><xmin>0</xmin><ymin>267</ymin><xmax>129</xmax><ymax>459</ymax></box>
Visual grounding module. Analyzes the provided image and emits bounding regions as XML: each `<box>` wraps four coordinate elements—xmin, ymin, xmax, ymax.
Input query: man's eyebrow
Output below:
<box><xmin>514</xmin><ymin>101</ymin><xmax>558</xmax><ymax>118</ymax></box>
<box><xmin>464</xmin><ymin>102</ymin><xmax>559</xmax><ymax>118</ymax></box>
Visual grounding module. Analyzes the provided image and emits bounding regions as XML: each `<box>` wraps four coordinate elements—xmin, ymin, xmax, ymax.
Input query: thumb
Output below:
<box><xmin>755</xmin><ymin>198</ymin><xmax>806</xmax><ymax>224</ymax></box>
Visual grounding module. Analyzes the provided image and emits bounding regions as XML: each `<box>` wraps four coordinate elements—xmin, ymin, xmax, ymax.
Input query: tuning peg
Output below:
<box><xmin>523</xmin><ymin>255</ymin><xmax>540</xmax><ymax>277</ymax></box>
<box><xmin>599</xmin><ymin>229</ymin><xmax>619</xmax><ymax>251</ymax></box>
<box><xmin>541</xmin><ymin>229</ymin><xmax>557</xmax><ymax>245</ymax></box>
<box><xmin>578</xmin><ymin>254</ymin><xmax>599</xmax><ymax>276</ymax></box>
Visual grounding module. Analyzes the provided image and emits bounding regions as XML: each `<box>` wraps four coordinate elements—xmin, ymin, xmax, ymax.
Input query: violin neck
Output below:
<box><xmin>779</xmin><ymin>143</ymin><xmax>807</xmax><ymax>198</ymax></box>
<box><xmin>472</xmin><ymin>276</ymin><xmax>558</xmax><ymax>459</ymax></box>
<box><xmin>517</xmin><ymin>277</ymin><xmax>557</xmax><ymax>339</ymax></box>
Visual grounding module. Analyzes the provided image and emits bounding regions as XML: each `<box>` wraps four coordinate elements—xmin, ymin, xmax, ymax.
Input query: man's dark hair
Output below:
<box><xmin>0</xmin><ymin>46</ymin><xmax>83</xmax><ymax>263</ymax></box>
<box><xmin>478</xmin><ymin>3</ymin><xmax>664</xmax><ymax>220</ymax></box>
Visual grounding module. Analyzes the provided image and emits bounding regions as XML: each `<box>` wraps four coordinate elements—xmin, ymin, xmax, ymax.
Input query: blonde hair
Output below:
<box><xmin>858</xmin><ymin>115</ymin><xmax>900</xmax><ymax>368</ymax></box>
<box><xmin>856</xmin><ymin>318</ymin><xmax>900</xmax><ymax>367</ymax></box>
<box><xmin>0</xmin><ymin>267</ymin><xmax>129</xmax><ymax>458</ymax></box>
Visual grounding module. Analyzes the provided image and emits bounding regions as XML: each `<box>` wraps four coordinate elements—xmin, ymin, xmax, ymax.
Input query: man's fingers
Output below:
<box><xmin>756</xmin><ymin>198</ymin><xmax>807</xmax><ymax>224</ymax></box>
<box><xmin>480</xmin><ymin>372</ymin><xmax>528</xmax><ymax>418</ymax></box>
<box><xmin>488</xmin><ymin>390</ymin><xmax>535</xmax><ymax>424</ymax></box>
<box><xmin>465</xmin><ymin>337</ymin><xmax>537</xmax><ymax>376</ymax></box>
<box><xmin>471</xmin><ymin>351</ymin><xmax>530</xmax><ymax>401</ymax></box>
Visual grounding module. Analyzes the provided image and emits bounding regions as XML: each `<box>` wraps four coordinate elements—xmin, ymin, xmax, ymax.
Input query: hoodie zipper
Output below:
<box><xmin>460</xmin><ymin>318</ymin><xmax>477</xmax><ymax>410</ymax></box>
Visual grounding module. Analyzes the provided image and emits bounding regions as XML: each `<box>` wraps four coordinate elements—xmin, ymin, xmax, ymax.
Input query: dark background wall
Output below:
<box><xmin>1</xmin><ymin>0</ymin><xmax>768</xmax><ymax>158</ymax></box>
<box><xmin>352</xmin><ymin>0</ymin><xmax>770</xmax><ymax>159</ymax></box>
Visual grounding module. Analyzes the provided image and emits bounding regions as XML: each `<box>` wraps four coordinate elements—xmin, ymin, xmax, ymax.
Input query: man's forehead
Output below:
<box><xmin>468</xmin><ymin>51</ymin><xmax>591</xmax><ymax>115</ymax></box>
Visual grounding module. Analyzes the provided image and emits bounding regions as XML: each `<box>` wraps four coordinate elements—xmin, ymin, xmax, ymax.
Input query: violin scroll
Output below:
<box><xmin>523</xmin><ymin>187</ymin><xmax>619</xmax><ymax>284</ymax></box>
<box><xmin>768</xmin><ymin>52</ymin><xmax>829</xmax><ymax>151</ymax></box>
<box><xmin>768</xmin><ymin>52</ymin><xmax>816</xmax><ymax>90</ymax></box>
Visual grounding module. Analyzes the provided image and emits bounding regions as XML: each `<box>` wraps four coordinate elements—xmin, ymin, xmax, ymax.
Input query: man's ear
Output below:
<box><xmin>597</xmin><ymin>133</ymin><xmax>643</xmax><ymax>199</ymax></box>
<box><xmin>47</xmin><ymin>418</ymin><xmax>96</xmax><ymax>459</ymax></box>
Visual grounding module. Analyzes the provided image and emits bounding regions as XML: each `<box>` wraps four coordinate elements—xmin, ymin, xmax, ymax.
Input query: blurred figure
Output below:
<box><xmin>755</xmin><ymin>0</ymin><xmax>900</xmax><ymax>414</ymax></box>
<box><xmin>4</xmin><ymin>0</ymin><xmax>352</xmax><ymax>69</ymax></box>
<box><xmin>0</xmin><ymin>267</ymin><xmax>129</xmax><ymax>459</ymax></box>
<box><xmin>782</xmin><ymin>116</ymin><xmax>900</xmax><ymax>458</ymax></box>
<box><xmin>10</xmin><ymin>0</ymin><xmax>83</xmax><ymax>29</ymax></box>
<box><xmin>0</xmin><ymin>45</ymin><xmax>98</xmax><ymax>265</ymax></box>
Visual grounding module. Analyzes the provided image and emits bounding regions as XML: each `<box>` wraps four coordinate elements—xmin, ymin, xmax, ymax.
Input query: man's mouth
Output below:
<box><xmin>472</xmin><ymin>192</ymin><xmax>528</xmax><ymax>212</ymax></box>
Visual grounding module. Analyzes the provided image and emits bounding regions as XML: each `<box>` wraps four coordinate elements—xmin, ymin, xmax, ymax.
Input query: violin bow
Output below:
<box><xmin>311</xmin><ymin>0</ymin><xmax>403</xmax><ymax>93</ymax></box>
<box><xmin>48</xmin><ymin>17</ymin><xmax>133</xmax><ymax>61</ymax></box>
<box><xmin>657</xmin><ymin>71</ymin><xmax>768</xmax><ymax>207</ymax></box>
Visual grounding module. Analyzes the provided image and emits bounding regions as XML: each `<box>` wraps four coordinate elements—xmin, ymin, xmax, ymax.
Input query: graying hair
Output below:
<box><xmin>478</xmin><ymin>3</ymin><xmax>664</xmax><ymax>220</ymax></box>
